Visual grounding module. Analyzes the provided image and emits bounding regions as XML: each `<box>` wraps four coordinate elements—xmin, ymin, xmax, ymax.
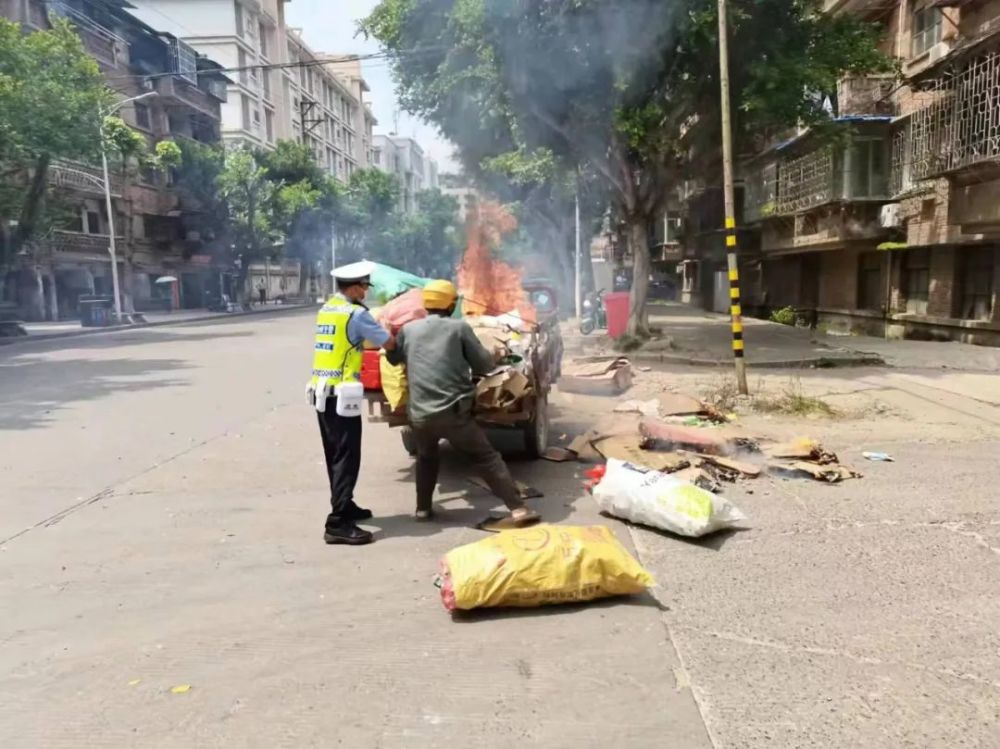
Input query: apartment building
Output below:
<box><xmin>129</xmin><ymin>2</ymin><xmax>375</xmax><ymax>183</ymax></box>
<box><xmin>129</xmin><ymin>0</ymin><xmax>292</xmax><ymax>148</ymax></box>
<box><xmin>373</xmin><ymin>134</ymin><xmax>439</xmax><ymax>213</ymax></box>
<box><xmin>736</xmin><ymin>0</ymin><xmax>1000</xmax><ymax>346</ymax></box>
<box><xmin>440</xmin><ymin>173</ymin><xmax>480</xmax><ymax>222</ymax></box>
<box><xmin>1</xmin><ymin>0</ymin><xmax>229</xmax><ymax>320</ymax></box>
<box><xmin>325</xmin><ymin>56</ymin><xmax>378</xmax><ymax>171</ymax></box>
<box><xmin>285</xmin><ymin>32</ymin><xmax>374</xmax><ymax>182</ymax></box>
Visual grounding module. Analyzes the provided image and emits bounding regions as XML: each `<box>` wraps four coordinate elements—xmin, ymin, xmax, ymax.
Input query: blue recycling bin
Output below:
<box><xmin>78</xmin><ymin>295</ymin><xmax>114</xmax><ymax>327</ymax></box>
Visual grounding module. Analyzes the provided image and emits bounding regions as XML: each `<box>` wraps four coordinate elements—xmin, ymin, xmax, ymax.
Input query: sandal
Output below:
<box><xmin>510</xmin><ymin>508</ymin><xmax>541</xmax><ymax>526</ymax></box>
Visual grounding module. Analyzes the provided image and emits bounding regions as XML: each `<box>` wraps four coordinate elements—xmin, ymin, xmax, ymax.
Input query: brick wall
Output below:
<box><xmin>927</xmin><ymin>246</ymin><xmax>957</xmax><ymax>317</ymax></box>
<box><xmin>762</xmin><ymin>257</ymin><xmax>802</xmax><ymax>308</ymax></box>
<box><xmin>819</xmin><ymin>248</ymin><xmax>861</xmax><ymax>309</ymax></box>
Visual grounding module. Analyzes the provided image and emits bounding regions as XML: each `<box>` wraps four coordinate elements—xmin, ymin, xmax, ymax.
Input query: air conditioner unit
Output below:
<box><xmin>927</xmin><ymin>41</ymin><xmax>952</xmax><ymax>65</ymax></box>
<box><xmin>880</xmin><ymin>203</ymin><xmax>902</xmax><ymax>228</ymax></box>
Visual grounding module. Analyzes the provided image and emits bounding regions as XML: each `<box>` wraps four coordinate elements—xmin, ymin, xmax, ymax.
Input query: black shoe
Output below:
<box><xmin>324</xmin><ymin>524</ymin><xmax>374</xmax><ymax>545</ymax></box>
<box><xmin>346</xmin><ymin>504</ymin><xmax>373</xmax><ymax>521</ymax></box>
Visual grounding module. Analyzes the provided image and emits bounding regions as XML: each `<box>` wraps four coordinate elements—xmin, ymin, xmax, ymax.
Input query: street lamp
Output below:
<box><xmin>99</xmin><ymin>91</ymin><xmax>157</xmax><ymax>322</ymax></box>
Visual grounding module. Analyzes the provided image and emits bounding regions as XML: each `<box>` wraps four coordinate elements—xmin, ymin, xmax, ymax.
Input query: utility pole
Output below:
<box><xmin>330</xmin><ymin>223</ymin><xmax>337</xmax><ymax>296</ymax></box>
<box><xmin>574</xmin><ymin>185</ymin><xmax>582</xmax><ymax>319</ymax></box>
<box><xmin>99</xmin><ymin>91</ymin><xmax>157</xmax><ymax>323</ymax></box>
<box><xmin>717</xmin><ymin>0</ymin><xmax>749</xmax><ymax>395</ymax></box>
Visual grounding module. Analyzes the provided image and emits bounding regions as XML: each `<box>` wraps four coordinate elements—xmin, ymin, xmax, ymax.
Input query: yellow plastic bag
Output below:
<box><xmin>439</xmin><ymin>524</ymin><xmax>653</xmax><ymax>611</ymax></box>
<box><xmin>379</xmin><ymin>352</ymin><xmax>408</xmax><ymax>411</ymax></box>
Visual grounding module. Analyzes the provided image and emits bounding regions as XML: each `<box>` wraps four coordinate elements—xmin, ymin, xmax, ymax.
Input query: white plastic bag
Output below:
<box><xmin>593</xmin><ymin>459</ymin><xmax>747</xmax><ymax>537</ymax></box>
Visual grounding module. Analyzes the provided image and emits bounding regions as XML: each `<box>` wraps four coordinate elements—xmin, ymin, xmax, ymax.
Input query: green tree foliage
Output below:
<box><xmin>335</xmin><ymin>169</ymin><xmax>462</xmax><ymax>278</ymax></box>
<box><xmin>172</xmin><ymin>139</ymin><xmax>229</xmax><ymax>252</ymax></box>
<box><xmin>369</xmin><ymin>188</ymin><xmax>462</xmax><ymax>277</ymax></box>
<box><xmin>255</xmin><ymin>141</ymin><xmax>341</xmax><ymax>287</ymax></box>
<box><xmin>0</xmin><ymin>18</ymin><xmax>112</xmax><ymax>265</ymax></box>
<box><xmin>364</xmin><ymin>0</ymin><xmax>891</xmax><ymax>334</ymax></box>
<box><xmin>334</xmin><ymin>168</ymin><xmax>401</xmax><ymax>260</ymax></box>
<box><xmin>217</xmin><ymin>147</ymin><xmax>280</xmax><ymax>277</ymax></box>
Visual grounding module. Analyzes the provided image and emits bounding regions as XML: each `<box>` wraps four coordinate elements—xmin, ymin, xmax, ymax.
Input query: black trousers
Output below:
<box><xmin>317</xmin><ymin>398</ymin><xmax>362</xmax><ymax>529</ymax></box>
<box><xmin>411</xmin><ymin>405</ymin><xmax>524</xmax><ymax>514</ymax></box>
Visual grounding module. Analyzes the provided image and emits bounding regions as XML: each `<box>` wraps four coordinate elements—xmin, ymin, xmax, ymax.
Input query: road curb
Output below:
<box><xmin>0</xmin><ymin>303</ymin><xmax>318</xmax><ymax>349</ymax></box>
<box><xmin>626</xmin><ymin>350</ymin><xmax>885</xmax><ymax>369</ymax></box>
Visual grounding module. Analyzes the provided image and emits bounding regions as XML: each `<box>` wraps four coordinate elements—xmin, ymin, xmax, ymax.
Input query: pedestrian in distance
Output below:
<box><xmin>306</xmin><ymin>260</ymin><xmax>394</xmax><ymax>546</ymax></box>
<box><xmin>257</xmin><ymin>282</ymin><xmax>267</xmax><ymax>306</ymax></box>
<box><xmin>386</xmin><ymin>279</ymin><xmax>541</xmax><ymax>526</ymax></box>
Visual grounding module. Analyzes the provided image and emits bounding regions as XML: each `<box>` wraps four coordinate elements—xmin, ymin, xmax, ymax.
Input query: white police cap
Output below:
<box><xmin>331</xmin><ymin>260</ymin><xmax>376</xmax><ymax>282</ymax></box>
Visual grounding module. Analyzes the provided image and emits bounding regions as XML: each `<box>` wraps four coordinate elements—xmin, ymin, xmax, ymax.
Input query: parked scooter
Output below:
<box><xmin>579</xmin><ymin>289</ymin><xmax>607</xmax><ymax>335</ymax></box>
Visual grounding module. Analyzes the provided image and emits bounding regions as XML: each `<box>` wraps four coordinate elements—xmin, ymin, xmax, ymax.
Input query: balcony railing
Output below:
<box><xmin>49</xmin><ymin>160</ymin><xmax>122</xmax><ymax>197</ymax></box>
<box><xmin>45</xmin><ymin>230</ymin><xmax>124</xmax><ymax>255</ymax></box>
<box><xmin>46</xmin><ymin>1</ymin><xmax>124</xmax><ymax>66</ymax></box>
<box><xmin>746</xmin><ymin>138</ymin><xmax>892</xmax><ymax>218</ymax></box>
<box><xmin>154</xmin><ymin>76</ymin><xmax>221</xmax><ymax>119</ymax></box>
<box><xmin>778</xmin><ymin>147</ymin><xmax>836</xmax><ymax>214</ymax></box>
<box><xmin>892</xmin><ymin>49</ymin><xmax>1000</xmax><ymax>185</ymax></box>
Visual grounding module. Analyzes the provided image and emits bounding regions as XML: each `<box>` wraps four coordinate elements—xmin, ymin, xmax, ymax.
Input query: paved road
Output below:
<box><xmin>0</xmin><ymin>312</ymin><xmax>709</xmax><ymax>748</ymax></box>
<box><xmin>4</xmin><ymin>312</ymin><xmax>1000</xmax><ymax>748</ymax></box>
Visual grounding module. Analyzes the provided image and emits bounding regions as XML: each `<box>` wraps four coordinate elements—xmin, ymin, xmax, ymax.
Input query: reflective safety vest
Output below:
<box><xmin>310</xmin><ymin>294</ymin><xmax>364</xmax><ymax>391</ymax></box>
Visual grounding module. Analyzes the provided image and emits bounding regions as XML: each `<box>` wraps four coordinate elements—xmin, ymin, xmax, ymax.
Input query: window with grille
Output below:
<box><xmin>911</xmin><ymin>5</ymin><xmax>942</xmax><ymax>57</ymax></box>
<box><xmin>85</xmin><ymin>210</ymin><xmax>102</xmax><ymax>235</ymax></box>
<box><xmin>134</xmin><ymin>103</ymin><xmax>151</xmax><ymax>130</ymax></box>
<box><xmin>858</xmin><ymin>252</ymin><xmax>883</xmax><ymax>311</ymax></box>
<box><xmin>846</xmin><ymin>138</ymin><xmax>888</xmax><ymax>199</ymax></box>
<box><xmin>958</xmin><ymin>248</ymin><xmax>995</xmax><ymax>320</ymax></box>
<box><xmin>171</xmin><ymin>39</ymin><xmax>198</xmax><ymax>85</ymax></box>
<box><xmin>234</xmin><ymin>2</ymin><xmax>244</xmax><ymax>37</ymax></box>
<box><xmin>241</xmin><ymin>95</ymin><xmax>251</xmax><ymax>130</ymax></box>
<box><xmin>904</xmin><ymin>248</ymin><xmax>930</xmax><ymax>315</ymax></box>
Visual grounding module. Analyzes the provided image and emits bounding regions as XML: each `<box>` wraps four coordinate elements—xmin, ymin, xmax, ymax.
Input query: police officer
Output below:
<box><xmin>307</xmin><ymin>261</ymin><xmax>393</xmax><ymax>546</ymax></box>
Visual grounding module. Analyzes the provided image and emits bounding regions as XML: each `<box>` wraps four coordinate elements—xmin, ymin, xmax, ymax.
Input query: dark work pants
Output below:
<box><xmin>412</xmin><ymin>405</ymin><xmax>524</xmax><ymax>514</ymax></box>
<box><xmin>317</xmin><ymin>397</ymin><xmax>362</xmax><ymax>529</ymax></box>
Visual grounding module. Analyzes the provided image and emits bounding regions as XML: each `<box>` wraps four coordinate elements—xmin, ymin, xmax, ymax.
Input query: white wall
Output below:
<box><xmin>129</xmin><ymin>0</ymin><xmax>239</xmax><ymax>38</ymax></box>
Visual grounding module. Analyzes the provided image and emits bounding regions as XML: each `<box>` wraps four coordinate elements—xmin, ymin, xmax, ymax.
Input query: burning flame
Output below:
<box><xmin>457</xmin><ymin>201</ymin><xmax>537</xmax><ymax>324</ymax></box>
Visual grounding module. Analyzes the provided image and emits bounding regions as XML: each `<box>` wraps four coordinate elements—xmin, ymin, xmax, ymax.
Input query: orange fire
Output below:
<box><xmin>457</xmin><ymin>201</ymin><xmax>537</xmax><ymax>324</ymax></box>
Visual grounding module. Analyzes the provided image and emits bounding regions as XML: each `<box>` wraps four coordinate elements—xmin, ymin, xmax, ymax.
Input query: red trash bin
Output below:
<box><xmin>603</xmin><ymin>291</ymin><xmax>631</xmax><ymax>339</ymax></box>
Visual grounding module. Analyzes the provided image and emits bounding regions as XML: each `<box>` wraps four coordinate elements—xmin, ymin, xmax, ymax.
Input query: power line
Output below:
<box><xmin>103</xmin><ymin>46</ymin><xmax>444</xmax><ymax>82</ymax></box>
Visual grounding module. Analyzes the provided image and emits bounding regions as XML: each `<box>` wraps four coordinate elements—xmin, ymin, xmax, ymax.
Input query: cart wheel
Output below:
<box><xmin>401</xmin><ymin>427</ymin><xmax>418</xmax><ymax>457</ymax></box>
<box><xmin>522</xmin><ymin>394</ymin><xmax>549</xmax><ymax>459</ymax></box>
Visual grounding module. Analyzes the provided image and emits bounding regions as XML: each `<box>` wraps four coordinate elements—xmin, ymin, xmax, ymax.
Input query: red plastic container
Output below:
<box><xmin>603</xmin><ymin>291</ymin><xmax>631</xmax><ymax>339</ymax></box>
<box><xmin>361</xmin><ymin>350</ymin><xmax>382</xmax><ymax>391</ymax></box>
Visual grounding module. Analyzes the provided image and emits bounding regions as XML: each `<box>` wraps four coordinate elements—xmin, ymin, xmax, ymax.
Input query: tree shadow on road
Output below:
<box><xmin>0</xmin><ymin>328</ymin><xmax>256</xmax><ymax>356</ymax></box>
<box><xmin>0</xmin><ymin>355</ymin><xmax>191</xmax><ymax>431</ymax></box>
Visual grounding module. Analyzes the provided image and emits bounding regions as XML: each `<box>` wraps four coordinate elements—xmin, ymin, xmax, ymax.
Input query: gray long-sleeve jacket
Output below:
<box><xmin>385</xmin><ymin>316</ymin><xmax>495</xmax><ymax>422</ymax></box>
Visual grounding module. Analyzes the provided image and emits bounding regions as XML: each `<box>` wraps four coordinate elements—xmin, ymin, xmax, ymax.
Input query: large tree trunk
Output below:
<box><xmin>625</xmin><ymin>214</ymin><xmax>651</xmax><ymax>337</ymax></box>
<box><xmin>12</xmin><ymin>155</ymin><xmax>51</xmax><ymax>254</ymax></box>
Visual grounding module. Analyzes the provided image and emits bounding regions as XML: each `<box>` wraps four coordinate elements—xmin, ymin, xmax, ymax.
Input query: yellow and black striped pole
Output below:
<box><xmin>718</xmin><ymin>0</ymin><xmax>749</xmax><ymax>394</ymax></box>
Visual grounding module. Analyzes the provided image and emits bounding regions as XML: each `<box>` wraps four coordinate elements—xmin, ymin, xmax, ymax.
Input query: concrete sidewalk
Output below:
<box><xmin>631</xmin><ymin>303</ymin><xmax>1000</xmax><ymax>371</ymax></box>
<box><xmin>2</xmin><ymin>302</ymin><xmax>315</xmax><ymax>348</ymax></box>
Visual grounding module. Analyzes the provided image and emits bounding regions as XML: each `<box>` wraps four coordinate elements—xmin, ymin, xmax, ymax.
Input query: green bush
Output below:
<box><xmin>770</xmin><ymin>306</ymin><xmax>797</xmax><ymax>326</ymax></box>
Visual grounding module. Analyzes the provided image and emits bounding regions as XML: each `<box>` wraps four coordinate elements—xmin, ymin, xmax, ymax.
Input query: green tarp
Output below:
<box><xmin>367</xmin><ymin>262</ymin><xmax>462</xmax><ymax>317</ymax></box>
